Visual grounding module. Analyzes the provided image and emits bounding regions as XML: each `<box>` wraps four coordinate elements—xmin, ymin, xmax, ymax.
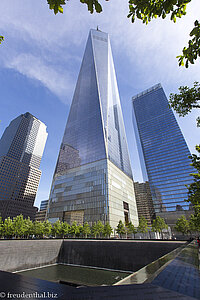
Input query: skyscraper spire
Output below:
<box><xmin>48</xmin><ymin>29</ymin><xmax>138</xmax><ymax>227</ymax></box>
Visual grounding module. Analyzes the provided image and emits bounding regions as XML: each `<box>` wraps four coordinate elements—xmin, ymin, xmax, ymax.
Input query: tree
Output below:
<box><xmin>2</xmin><ymin>217</ymin><xmax>14</xmax><ymax>238</ymax></box>
<box><xmin>0</xmin><ymin>217</ymin><xmax>3</xmax><ymax>238</ymax></box>
<box><xmin>116</xmin><ymin>220</ymin><xmax>126</xmax><ymax>238</ymax></box>
<box><xmin>185</xmin><ymin>145</ymin><xmax>200</xmax><ymax>213</ymax></box>
<box><xmin>103</xmin><ymin>222</ymin><xmax>113</xmax><ymax>238</ymax></box>
<box><xmin>91</xmin><ymin>222</ymin><xmax>99</xmax><ymax>238</ymax></box>
<box><xmin>47</xmin><ymin>1</ymin><xmax>200</xmax><ymax>67</ymax></box>
<box><xmin>137</xmin><ymin>216</ymin><xmax>148</xmax><ymax>234</ymax></box>
<box><xmin>69</xmin><ymin>221</ymin><xmax>79</xmax><ymax>238</ymax></box>
<box><xmin>33</xmin><ymin>221</ymin><xmax>44</xmax><ymax>238</ymax></box>
<box><xmin>127</xmin><ymin>1</ymin><xmax>200</xmax><ymax>68</ymax></box>
<box><xmin>60</xmin><ymin>222</ymin><xmax>70</xmax><ymax>238</ymax></box>
<box><xmin>24</xmin><ymin>217</ymin><xmax>34</xmax><ymax>238</ymax></box>
<box><xmin>0</xmin><ymin>36</ymin><xmax>4</xmax><ymax>44</ymax></box>
<box><xmin>52</xmin><ymin>220</ymin><xmax>62</xmax><ymax>237</ymax></box>
<box><xmin>43</xmin><ymin>220</ymin><xmax>52</xmax><ymax>237</ymax></box>
<box><xmin>13</xmin><ymin>215</ymin><xmax>26</xmax><ymax>238</ymax></box>
<box><xmin>169</xmin><ymin>82</ymin><xmax>200</xmax><ymax>127</ymax></box>
<box><xmin>127</xmin><ymin>221</ymin><xmax>137</xmax><ymax>238</ymax></box>
<box><xmin>151</xmin><ymin>216</ymin><xmax>168</xmax><ymax>239</ymax></box>
<box><xmin>189</xmin><ymin>213</ymin><xmax>200</xmax><ymax>234</ymax></box>
<box><xmin>177</xmin><ymin>20</ymin><xmax>200</xmax><ymax>68</ymax></box>
<box><xmin>2</xmin><ymin>0</ymin><xmax>200</xmax><ymax>67</ymax></box>
<box><xmin>128</xmin><ymin>0</ymin><xmax>189</xmax><ymax>24</ymax></box>
<box><xmin>175</xmin><ymin>215</ymin><xmax>190</xmax><ymax>235</ymax></box>
<box><xmin>96</xmin><ymin>220</ymin><xmax>104</xmax><ymax>238</ymax></box>
<box><xmin>77</xmin><ymin>224</ymin><xmax>84</xmax><ymax>237</ymax></box>
<box><xmin>82</xmin><ymin>222</ymin><xmax>91</xmax><ymax>238</ymax></box>
<box><xmin>47</xmin><ymin>0</ymin><xmax>103</xmax><ymax>15</ymax></box>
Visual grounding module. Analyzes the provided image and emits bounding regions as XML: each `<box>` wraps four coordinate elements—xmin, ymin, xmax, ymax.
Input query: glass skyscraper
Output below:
<box><xmin>132</xmin><ymin>84</ymin><xmax>194</xmax><ymax>217</ymax></box>
<box><xmin>0</xmin><ymin>112</ymin><xmax>47</xmax><ymax>220</ymax></box>
<box><xmin>48</xmin><ymin>29</ymin><xmax>138</xmax><ymax>227</ymax></box>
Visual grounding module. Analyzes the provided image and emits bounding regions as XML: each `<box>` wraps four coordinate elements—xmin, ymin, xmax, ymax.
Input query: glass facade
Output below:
<box><xmin>132</xmin><ymin>84</ymin><xmax>194</xmax><ymax>213</ymax></box>
<box><xmin>55</xmin><ymin>29</ymin><xmax>132</xmax><ymax>179</ymax></box>
<box><xmin>0</xmin><ymin>112</ymin><xmax>48</xmax><ymax>219</ymax></box>
<box><xmin>48</xmin><ymin>29</ymin><xmax>138</xmax><ymax>227</ymax></box>
<box><xmin>134</xmin><ymin>181</ymin><xmax>155</xmax><ymax>225</ymax></box>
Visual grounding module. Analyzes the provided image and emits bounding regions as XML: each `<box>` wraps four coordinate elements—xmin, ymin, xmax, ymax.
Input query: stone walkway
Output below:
<box><xmin>152</xmin><ymin>243</ymin><xmax>200</xmax><ymax>299</ymax></box>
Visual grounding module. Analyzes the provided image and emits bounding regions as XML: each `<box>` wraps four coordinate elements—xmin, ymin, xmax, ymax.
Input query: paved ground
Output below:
<box><xmin>152</xmin><ymin>243</ymin><xmax>200</xmax><ymax>299</ymax></box>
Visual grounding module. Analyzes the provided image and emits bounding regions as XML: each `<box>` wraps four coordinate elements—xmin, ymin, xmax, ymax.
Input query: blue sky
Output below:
<box><xmin>0</xmin><ymin>0</ymin><xmax>199</xmax><ymax>208</ymax></box>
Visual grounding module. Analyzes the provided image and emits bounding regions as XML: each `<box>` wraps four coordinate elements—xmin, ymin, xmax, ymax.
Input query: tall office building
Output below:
<box><xmin>132</xmin><ymin>84</ymin><xmax>194</xmax><ymax>225</ymax></box>
<box><xmin>48</xmin><ymin>29</ymin><xmax>138</xmax><ymax>228</ymax></box>
<box><xmin>0</xmin><ymin>112</ymin><xmax>47</xmax><ymax>220</ymax></box>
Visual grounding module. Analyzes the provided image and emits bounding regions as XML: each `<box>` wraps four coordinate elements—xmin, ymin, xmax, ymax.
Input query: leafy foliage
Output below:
<box><xmin>69</xmin><ymin>221</ymin><xmax>79</xmax><ymax>237</ymax></box>
<box><xmin>91</xmin><ymin>222</ymin><xmax>99</xmax><ymax>238</ymax></box>
<box><xmin>127</xmin><ymin>221</ymin><xmax>137</xmax><ymax>235</ymax></box>
<box><xmin>47</xmin><ymin>0</ymin><xmax>66</xmax><ymax>14</ymax></box>
<box><xmin>0</xmin><ymin>36</ymin><xmax>4</xmax><ymax>44</ymax></box>
<box><xmin>137</xmin><ymin>216</ymin><xmax>148</xmax><ymax>233</ymax></box>
<box><xmin>13</xmin><ymin>215</ymin><xmax>26</xmax><ymax>238</ymax></box>
<box><xmin>3</xmin><ymin>217</ymin><xmax>14</xmax><ymax>238</ymax></box>
<box><xmin>103</xmin><ymin>222</ymin><xmax>113</xmax><ymax>237</ymax></box>
<box><xmin>96</xmin><ymin>220</ymin><xmax>104</xmax><ymax>237</ymax></box>
<box><xmin>151</xmin><ymin>216</ymin><xmax>168</xmax><ymax>233</ymax></box>
<box><xmin>52</xmin><ymin>220</ymin><xmax>62</xmax><ymax>237</ymax></box>
<box><xmin>60</xmin><ymin>221</ymin><xmax>70</xmax><ymax>237</ymax></box>
<box><xmin>0</xmin><ymin>217</ymin><xmax>3</xmax><ymax>237</ymax></box>
<box><xmin>169</xmin><ymin>81</ymin><xmax>200</xmax><ymax>127</ymax></box>
<box><xmin>1</xmin><ymin>0</ymin><xmax>198</xmax><ymax>68</ymax></box>
<box><xmin>185</xmin><ymin>145</ymin><xmax>200</xmax><ymax>213</ymax></box>
<box><xmin>33</xmin><ymin>221</ymin><xmax>44</xmax><ymax>238</ymax></box>
<box><xmin>43</xmin><ymin>220</ymin><xmax>52</xmax><ymax>236</ymax></box>
<box><xmin>189</xmin><ymin>213</ymin><xmax>200</xmax><ymax>233</ymax></box>
<box><xmin>82</xmin><ymin>222</ymin><xmax>91</xmax><ymax>238</ymax></box>
<box><xmin>127</xmin><ymin>1</ymin><xmax>200</xmax><ymax>67</ymax></box>
<box><xmin>177</xmin><ymin>20</ymin><xmax>200</xmax><ymax>68</ymax></box>
<box><xmin>116</xmin><ymin>220</ymin><xmax>126</xmax><ymax>237</ymax></box>
<box><xmin>47</xmin><ymin>0</ymin><xmax>103</xmax><ymax>14</ymax></box>
<box><xmin>80</xmin><ymin>0</ymin><xmax>103</xmax><ymax>14</ymax></box>
<box><xmin>175</xmin><ymin>215</ymin><xmax>189</xmax><ymax>234</ymax></box>
<box><xmin>24</xmin><ymin>217</ymin><xmax>34</xmax><ymax>238</ymax></box>
<box><xmin>128</xmin><ymin>0</ymin><xmax>190</xmax><ymax>24</ymax></box>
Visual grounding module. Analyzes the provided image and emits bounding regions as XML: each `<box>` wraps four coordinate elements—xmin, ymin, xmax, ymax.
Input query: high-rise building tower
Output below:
<box><xmin>132</xmin><ymin>84</ymin><xmax>194</xmax><ymax>225</ymax></box>
<box><xmin>48</xmin><ymin>29</ymin><xmax>138</xmax><ymax>227</ymax></box>
<box><xmin>0</xmin><ymin>112</ymin><xmax>47</xmax><ymax>220</ymax></box>
<box><xmin>134</xmin><ymin>182</ymin><xmax>155</xmax><ymax>225</ymax></box>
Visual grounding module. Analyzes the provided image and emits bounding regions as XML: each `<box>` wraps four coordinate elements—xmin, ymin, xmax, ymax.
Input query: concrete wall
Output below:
<box><xmin>59</xmin><ymin>240</ymin><xmax>185</xmax><ymax>271</ymax></box>
<box><xmin>0</xmin><ymin>239</ymin><xmax>185</xmax><ymax>273</ymax></box>
<box><xmin>0</xmin><ymin>240</ymin><xmax>63</xmax><ymax>272</ymax></box>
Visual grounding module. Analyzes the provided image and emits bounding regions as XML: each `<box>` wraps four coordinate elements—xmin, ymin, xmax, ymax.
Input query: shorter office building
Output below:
<box><xmin>0</xmin><ymin>113</ymin><xmax>47</xmax><ymax>220</ymax></box>
<box><xmin>134</xmin><ymin>182</ymin><xmax>155</xmax><ymax>225</ymax></box>
<box><xmin>35</xmin><ymin>210</ymin><xmax>46</xmax><ymax>222</ymax></box>
<box><xmin>35</xmin><ymin>200</ymin><xmax>48</xmax><ymax>222</ymax></box>
<box><xmin>40</xmin><ymin>200</ymin><xmax>48</xmax><ymax>211</ymax></box>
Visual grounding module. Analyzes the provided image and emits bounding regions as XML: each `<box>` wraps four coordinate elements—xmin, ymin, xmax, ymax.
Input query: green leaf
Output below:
<box><xmin>0</xmin><ymin>36</ymin><xmax>4</xmax><ymax>45</ymax></box>
<box><xmin>47</xmin><ymin>0</ymin><xmax>66</xmax><ymax>15</ymax></box>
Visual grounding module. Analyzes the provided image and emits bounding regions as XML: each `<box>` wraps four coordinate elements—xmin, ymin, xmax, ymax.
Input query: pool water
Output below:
<box><xmin>17</xmin><ymin>264</ymin><xmax>131</xmax><ymax>286</ymax></box>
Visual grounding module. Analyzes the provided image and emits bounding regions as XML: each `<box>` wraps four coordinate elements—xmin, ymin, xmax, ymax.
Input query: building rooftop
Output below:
<box><xmin>132</xmin><ymin>83</ymin><xmax>162</xmax><ymax>101</ymax></box>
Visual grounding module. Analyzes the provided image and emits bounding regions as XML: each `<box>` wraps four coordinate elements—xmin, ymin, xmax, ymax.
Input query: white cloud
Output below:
<box><xmin>0</xmin><ymin>0</ymin><xmax>200</xmax><ymax>101</ymax></box>
<box><xmin>5</xmin><ymin>53</ymin><xmax>74</xmax><ymax>103</ymax></box>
